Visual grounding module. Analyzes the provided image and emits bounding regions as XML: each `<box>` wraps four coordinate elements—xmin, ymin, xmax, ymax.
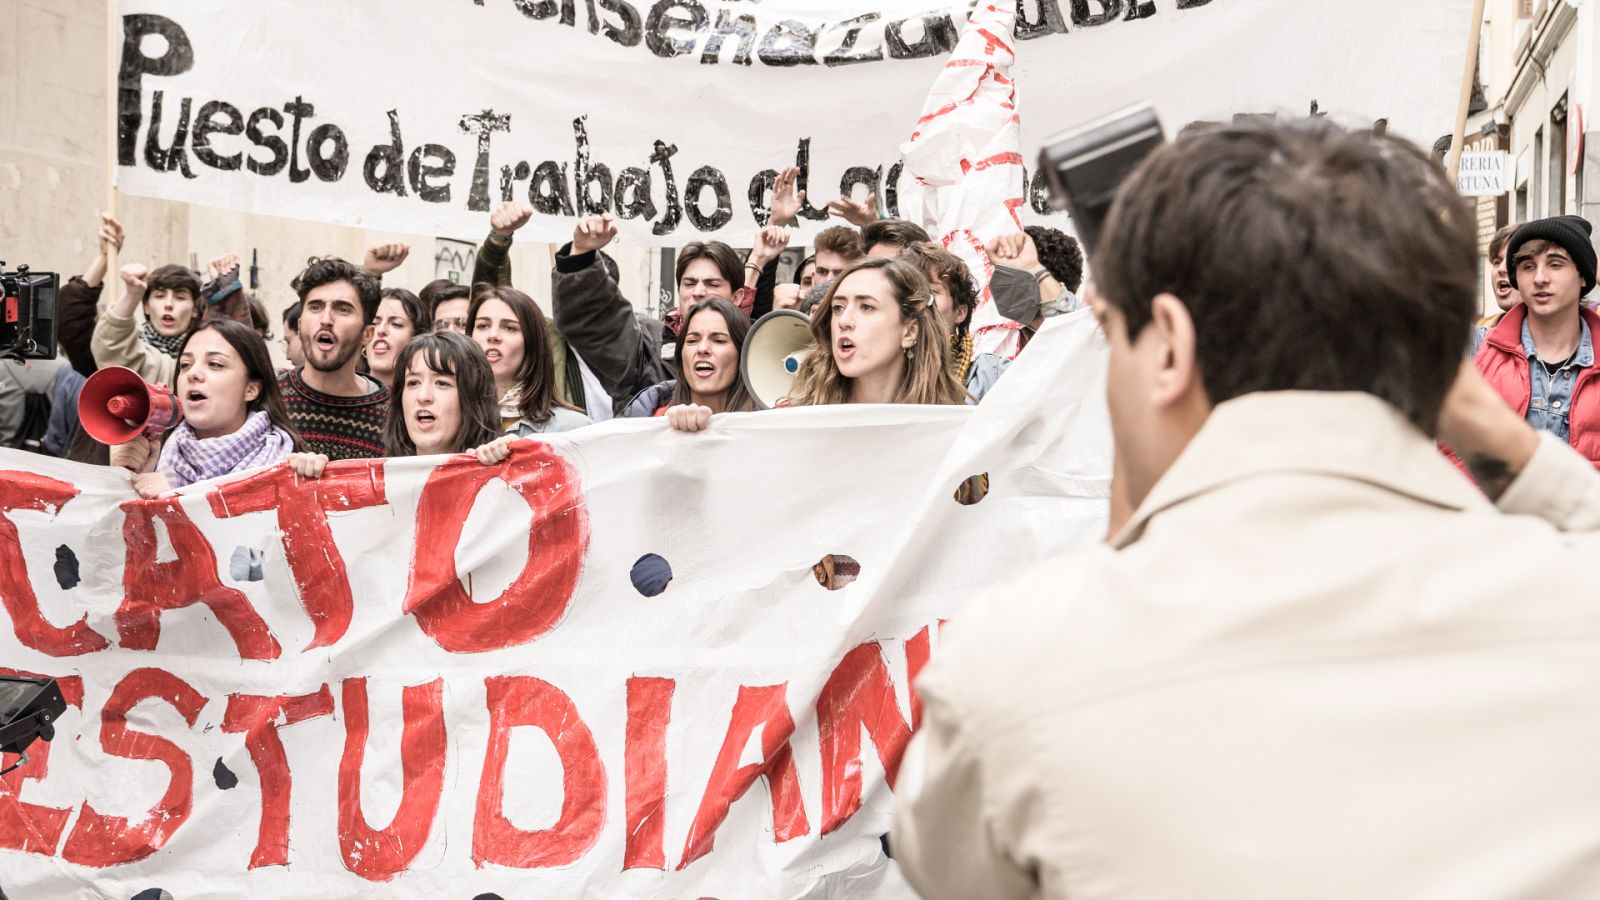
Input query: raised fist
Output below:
<box><xmin>490</xmin><ymin>201</ymin><xmax>535</xmax><ymax>238</ymax></box>
<box><xmin>572</xmin><ymin>214</ymin><xmax>618</xmax><ymax>255</ymax></box>
<box><xmin>363</xmin><ymin>243</ymin><xmax>411</xmax><ymax>276</ymax></box>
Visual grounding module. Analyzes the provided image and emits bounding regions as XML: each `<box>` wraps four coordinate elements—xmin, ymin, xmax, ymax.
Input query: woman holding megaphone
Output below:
<box><xmin>624</xmin><ymin>297</ymin><xmax>754</xmax><ymax>419</ymax></box>
<box><xmin>107</xmin><ymin>319</ymin><xmax>308</xmax><ymax>498</ymax></box>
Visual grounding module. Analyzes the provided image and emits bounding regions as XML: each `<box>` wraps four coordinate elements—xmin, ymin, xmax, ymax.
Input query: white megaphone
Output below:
<box><xmin>740</xmin><ymin>310</ymin><xmax>816</xmax><ymax>410</ymax></box>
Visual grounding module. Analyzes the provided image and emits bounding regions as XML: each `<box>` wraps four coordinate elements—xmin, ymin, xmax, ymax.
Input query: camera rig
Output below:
<box><xmin>0</xmin><ymin>262</ymin><xmax>59</xmax><ymax>362</ymax></box>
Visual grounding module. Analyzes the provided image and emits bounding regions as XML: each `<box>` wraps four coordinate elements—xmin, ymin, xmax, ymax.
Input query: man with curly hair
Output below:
<box><xmin>1024</xmin><ymin>225</ymin><xmax>1085</xmax><ymax>294</ymax></box>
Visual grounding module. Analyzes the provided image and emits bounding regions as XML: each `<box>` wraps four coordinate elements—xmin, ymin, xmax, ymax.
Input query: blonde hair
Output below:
<box><xmin>789</xmin><ymin>257</ymin><xmax>968</xmax><ymax>406</ymax></box>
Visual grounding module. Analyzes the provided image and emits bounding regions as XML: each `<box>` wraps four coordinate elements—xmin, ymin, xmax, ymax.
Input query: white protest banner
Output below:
<box><xmin>0</xmin><ymin>315</ymin><xmax>1110</xmax><ymax>898</ymax></box>
<box><xmin>113</xmin><ymin>0</ymin><xmax>1473</xmax><ymax>246</ymax></box>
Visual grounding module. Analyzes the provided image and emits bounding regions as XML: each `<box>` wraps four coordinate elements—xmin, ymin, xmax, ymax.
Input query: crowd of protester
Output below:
<box><xmin>0</xmin><ymin>165</ymin><xmax>1086</xmax><ymax>493</ymax></box>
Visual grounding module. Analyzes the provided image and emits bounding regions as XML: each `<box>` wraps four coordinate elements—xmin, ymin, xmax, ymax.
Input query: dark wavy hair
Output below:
<box><xmin>675</xmin><ymin>241</ymin><xmax>745</xmax><ymax>292</ymax></box>
<box><xmin>862</xmin><ymin>219</ymin><xmax>932</xmax><ymax>254</ymax></box>
<box><xmin>1024</xmin><ymin>225</ymin><xmax>1085</xmax><ymax>293</ymax></box>
<box><xmin>669</xmin><ymin>298</ymin><xmax>754</xmax><ymax>411</ymax></box>
<box><xmin>173</xmin><ymin>319</ymin><xmax>305</xmax><ymax>451</ymax></box>
<box><xmin>1095</xmin><ymin>117</ymin><xmax>1478</xmax><ymax>435</ymax></box>
<box><xmin>294</xmin><ymin>257</ymin><xmax>381</xmax><ymax>324</ymax></box>
<box><xmin>380</xmin><ymin>287</ymin><xmax>432</xmax><ymax>334</ymax></box>
<box><xmin>467</xmin><ymin>284</ymin><xmax>578</xmax><ymax>425</ymax></box>
<box><xmin>382</xmin><ymin>331</ymin><xmax>502</xmax><ymax>456</ymax></box>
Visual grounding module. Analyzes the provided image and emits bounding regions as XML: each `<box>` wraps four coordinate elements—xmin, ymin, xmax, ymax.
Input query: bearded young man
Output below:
<box><xmin>278</xmin><ymin>257</ymin><xmax>389</xmax><ymax>459</ymax></box>
<box><xmin>893</xmin><ymin>119</ymin><xmax>1600</xmax><ymax>899</ymax></box>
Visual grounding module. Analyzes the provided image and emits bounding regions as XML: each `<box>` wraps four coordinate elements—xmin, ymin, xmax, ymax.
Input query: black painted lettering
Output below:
<box><xmin>885</xmin><ymin>161</ymin><xmax>904</xmax><ymax>219</ymax></box>
<box><xmin>117</xmin><ymin>14</ymin><xmax>194</xmax><ymax>166</ymax></box>
<box><xmin>1028</xmin><ymin>167</ymin><xmax>1051</xmax><ymax>215</ymax></box>
<box><xmin>529</xmin><ymin>160</ymin><xmax>576</xmax><ymax>216</ymax></box>
<box><xmin>886</xmin><ymin>13</ymin><xmax>960</xmax><ymax>59</ymax></box>
<box><xmin>1070</xmin><ymin>0</ymin><xmax>1120</xmax><ymax>26</ymax></box>
<box><xmin>597</xmin><ymin>0</ymin><xmax>643</xmax><ymax>45</ymax></box>
<box><xmin>839</xmin><ymin>166</ymin><xmax>882</xmax><ymax>208</ymax></box>
<box><xmin>758</xmin><ymin>20</ymin><xmax>818</xmax><ymax>66</ymax></box>
<box><xmin>823</xmin><ymin>13</ymin><xmax>883</xmax><ymax>67</ymax></box>
<box><xmin>500</xmin><ymin>161</ymin><xmax>532</xmax><ymax>202</ymax></box>
<box><xmin>245</xmin><ymin>107</ymin><xmax>288</xmax><ymax>177</ymax></box>
<box><xmin>459</xmin><ymin>109</ymin><xmax>512</xmax><ymax>212</ymax></box>
<box><xmin>572</xmin><ymin>117</ymin><xmax>614</xmax><ymax>215</ymax></box>
<box><xmin>306</xmin><ymin>123</ymin><xmax>348</xmax><ymax>183</ymax></box>
<box><xmin>649</xmin><ymin>140</ymin><xmax>682</xmax><ymax>236</ymax></box>
<box><xmin>1015</xmin><ymin>0</ymin><xmax>1068</xmax><ymax>39</ymax></box>
<box><xmin>192</xmin><ymin>100</ymin><xmax>244</xmax><ymax>171</ymax></box>
<box><xmin>747</xmin><ymin>168</ymin><xmax>777</xmax><ymax>226</ymax></box>
<box><xmin>792</xmin><ymin>138</ymin><xmax>829</xmax><ymax>222</ymax></box>
<box><xmin>683</xmin><ymin>166</ymin><xmax>732</xmax><ymax>231</ymax></box>
<box><xmin>408</xmin><ymin>145</ymin><xmax>455</xmax><ymax>203</ymax></box>
<box><xmin>283</xmin><ymin>96</ymin><xmax>316</xmax><ymax>184</ymax></box>
<box><xmin>364</xmin><ymin>110</ymin><xmax>408</xmax><ymax>196</ymax></box>
<box><xmin>701</xmin><ymin>10</ymin><xmax>757</xmax><ymax>65</ymax></box>
<box><xmin>614</xmin><ymin>166</ymin><xmax>657</xmax><ymax>220</ymax></box>
<box><xmin>142</xmin><ymin>91</ymin><xmax>197</xmax><ymax>179</ymax></box>
<box><xmin>645</xmin><ymin>0</ymin><xmax>709</xmax><ymax>58</ymax></box>
<box><xmin>1123</xmin><ymin>1</ymin><xmax>1156</xmax><ymax>19</ymax></box>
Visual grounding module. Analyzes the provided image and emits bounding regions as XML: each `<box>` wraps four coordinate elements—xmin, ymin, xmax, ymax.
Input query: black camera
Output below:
<box><xmin>0</xmin><ymin>263</ymin><xmax>60</xmax><ymax>362</ymax></box>
<box><xmin>1038</xmin><ymin>103</ymin><xmax>1165</xmax><ymax>258</ymax></box>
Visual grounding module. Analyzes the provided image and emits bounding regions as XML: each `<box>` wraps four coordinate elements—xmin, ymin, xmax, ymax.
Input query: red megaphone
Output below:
<box><xmin>78</xmin><ymin>366</ymin><xmax>183</xmax><ymax>444</ymax></box>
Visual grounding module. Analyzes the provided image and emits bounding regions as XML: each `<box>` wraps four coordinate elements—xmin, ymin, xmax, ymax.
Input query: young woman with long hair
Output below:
<box><xmin>364</xmin><ymin>287</ymin><xmax>430</xmax><ymax>387</ymax></box>
<box><xmin>109</xmin><ymin>318</ymin><xmax>307</xmax><ymax>497</ymax></box>
<box><xmin>290</xmin><ymin>332</ymin><xmax>520</xmax><ymax>477</ymax></box>
<box><xmin>468</xmin><ymin>284</ymin><xmax>591</xmax><ymax>434</ymax></box>
<box><xmin>788</xmin><ymin>256</ymin><xmax>967</xmax><ymax>406</ymax></box>
<box><xmin>624</xmin><ymin>297</ymin><xmax>753</xmax><ymax>418</ymax></box>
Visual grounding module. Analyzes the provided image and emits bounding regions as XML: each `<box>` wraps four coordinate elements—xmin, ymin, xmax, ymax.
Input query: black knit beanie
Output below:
<box><xmin>1506</xmin><ymin>215</ymin><xmax>1598</xmax><ymax>297</ymax></box>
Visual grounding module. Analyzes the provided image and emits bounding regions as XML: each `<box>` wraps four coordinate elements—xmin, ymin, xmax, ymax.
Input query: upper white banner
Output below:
<box><xmin>113</xmin><ymin>0</ymin><xmax>1473</xmax><ymax>245</ymax></box>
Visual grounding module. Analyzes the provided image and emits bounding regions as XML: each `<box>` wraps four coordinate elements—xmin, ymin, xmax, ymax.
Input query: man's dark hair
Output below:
<box><xmin>1488</xmin><ymin>223</ymin><xmax>1521</xmax><ymax>263</ymax></box>
<box><xmin>283</xmin><ymin>300</ymin><xmax>302</xmax><ymax>332</ymax></box>
<box><xmin>815</xmin><ymin>225</ymin><xmax>864</xmax><ymax>261</ymax></box>
<box><xmin>675</xmin><ymin>242</ymin><xmax>745</xmax><ymax>291</ymax></box>
<box><xmin>1024</xmin><ymin>226</ymin><xmax>1085</xmax><ymax>293</ymax></box>
<box><xmin>1095</xmin><ymin>118</ymin><xmax>1477</xmax><ymax>435</ymax></box>
<box><xmin>294</xmin><ymin>257</ymin><xmax>382</xmax><ymax>324</ymax></box>
<box><xmin>146</xmin><ymin>265</ymin><xmax>202</xmax><ymax>302</ymax></box>
<box><xmin>422</xmin><ymin>279</ymin><xmax>471</xmax><ymax>319</ymax></box>
<box><xmin>862</xmin><ymin>219</ymin><xmax>932</xmax><ymax>253</ymax></box>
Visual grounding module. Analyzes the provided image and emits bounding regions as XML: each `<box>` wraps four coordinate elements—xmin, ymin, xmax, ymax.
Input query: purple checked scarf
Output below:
<box><xmin>157</xmin><ymin>410</ymin><xmax>295</xmax><ymax>487</ymax></box>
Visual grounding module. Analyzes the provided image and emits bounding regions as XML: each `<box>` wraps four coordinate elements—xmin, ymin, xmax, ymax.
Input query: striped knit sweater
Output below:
<box><xmin>277</xmin><ymin>368</ymin><xmax>390</xmax><ymax>460</ymax></box>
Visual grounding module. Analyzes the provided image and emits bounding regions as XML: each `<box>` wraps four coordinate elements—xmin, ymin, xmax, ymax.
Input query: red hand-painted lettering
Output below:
<box><xmin>404</xmin><ymin>445</ymin><xmax>589</xmax><ymax>653</ymax></box>
<box><xmin>221</xmin><ymin>686</ymin><xmax>335</xmax><ymax>868</ymax></box>
<box><xmin>473</xmin><ymin>675</ymin><xmax>606</xmax><ymax>869</ymax></box>
<box><xmin>337</xmin><ymin>677</ymin><xmax>446</xmax><ymax>881</ymax></box>
<box><xmin>623</xmin><ymin>676</ymin><xmax>675</xmax><ymax>870</ymax></box>
<box><xmin>60</xmin><ymin>668</ymin><xmax>207</xmax><ymax>866</ymax></box>
<box><xmin>679</xmin><ymin>684</ymin><xmax>809</xmax><ymax>869</ymax></box>
<box><xmin>816</xmin><ymin>643</ymin><xmax>912</xmax><ymax>835</ymax></box>
<box><xmin>209</xmin><ymin>461</ymin><xmax>387</xmax><ymax>650</ymax></box>
<box><xmin>0</xmin><ymin>472</ymin><xmax>108</xmax><ymax>656</ymax></box>
<box><xmin>117</xmin><ymin>497</ymin><xmax>280</xmax><ymax>659</ymax></box>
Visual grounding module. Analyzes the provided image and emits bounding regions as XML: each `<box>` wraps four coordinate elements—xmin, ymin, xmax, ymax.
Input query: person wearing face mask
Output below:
<box><xmin>624</xmin><ymin>298</ymin><xmax>754</xmax><ymax>418</ymax></box>
<box><xmin>364</xmin><ymin>288</ymin><xmax>431</xmax><ymax>387</ymax></box>
<box><xmin>469</xmin><ymin>286</ymin><xmax>592</xmax><ymax>435</ymax></box>
<box><xmin>109</xmin><ymin>319</ymin><xmax>306</xmax><ymax>498</ymax></box>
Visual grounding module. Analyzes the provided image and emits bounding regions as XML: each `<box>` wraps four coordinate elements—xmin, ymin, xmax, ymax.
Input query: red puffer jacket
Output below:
<box><xmin>1475</xmin><ymin>302</ymin><xmax>1600</xmax><ymax>468</ymax></box>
